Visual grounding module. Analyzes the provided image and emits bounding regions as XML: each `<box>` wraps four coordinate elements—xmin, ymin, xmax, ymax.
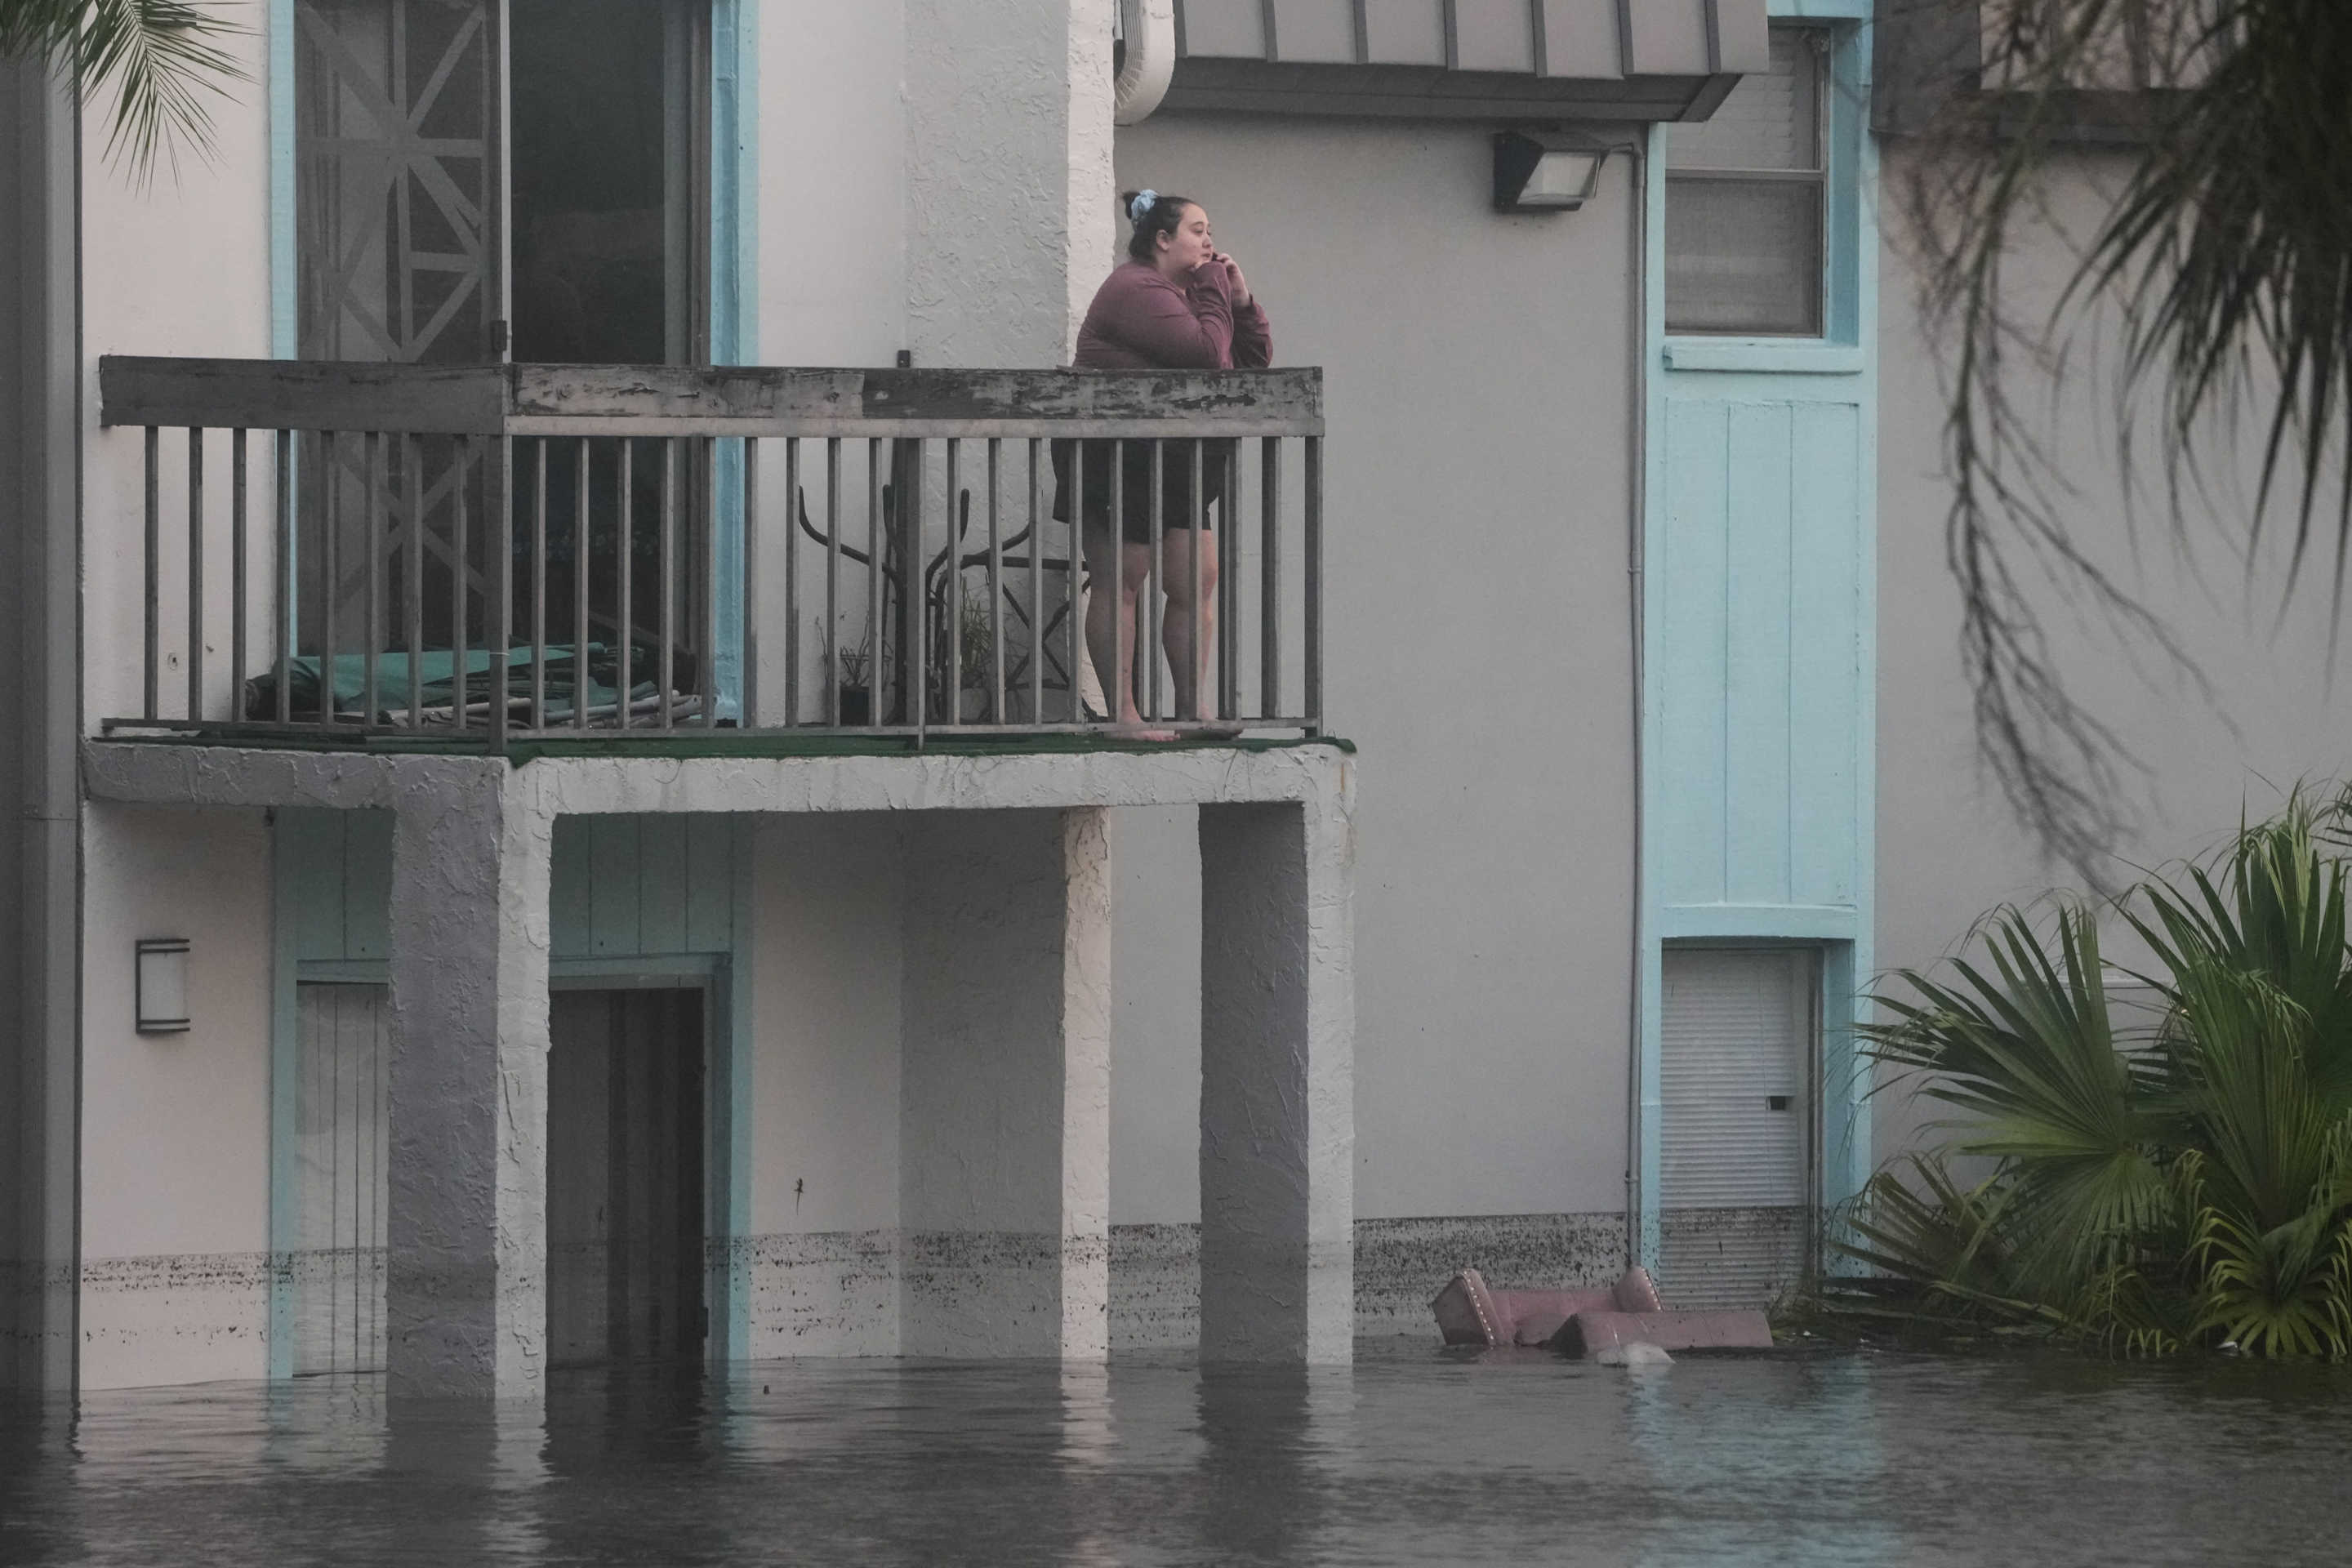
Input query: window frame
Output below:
<box><xmin>271</xmin><ymin>0</ymin><xmax>756</xmax><ymax>372</ymax></box>
<box><xmin>1664</xmin><ymin>24</ymin><xmax>1833</xmax><ymax>341</ymax></box>
<box><xmin>1656</xmin><ymin>9</ymin><xmax>1869</xmax><ymax>375</ymax></box>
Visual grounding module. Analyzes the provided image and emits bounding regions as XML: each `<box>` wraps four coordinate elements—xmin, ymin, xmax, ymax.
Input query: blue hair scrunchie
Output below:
<box><xmin>1129</xmin><ymin>189</ymin><xmax>1157</xmax><ymax>224</ymax></box>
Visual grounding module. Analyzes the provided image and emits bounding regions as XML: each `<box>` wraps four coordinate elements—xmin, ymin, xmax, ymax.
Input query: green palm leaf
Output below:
<box><xmin>0</xmin><ymin>1</ymin><xmax>247</xmax><ymax>176</ymax></box>
<box><xmin>1849</xmin><ymin>798</ymin><xmax>2352</xmax><ymax>1356</ymax></box>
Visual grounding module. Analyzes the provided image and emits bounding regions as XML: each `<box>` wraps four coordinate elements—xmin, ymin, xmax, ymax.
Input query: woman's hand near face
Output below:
<box><xmin>1214</xmin><ymin>252</ymin><xmax>1251</xmax><ymax>309</ymax></box>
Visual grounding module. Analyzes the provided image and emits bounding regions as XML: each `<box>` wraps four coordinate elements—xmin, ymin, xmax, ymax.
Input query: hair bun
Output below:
<box><xmin>1126</xmin><ymin>189</ymin><xmax>1158</xmax><ymax>224</ymax></box>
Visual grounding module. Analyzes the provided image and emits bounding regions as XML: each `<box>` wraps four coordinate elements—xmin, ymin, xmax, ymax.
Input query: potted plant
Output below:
<box><xmin>822</xmin><ymin>625</ymin><xmax>873</xmax><ymax>726</ymax></box>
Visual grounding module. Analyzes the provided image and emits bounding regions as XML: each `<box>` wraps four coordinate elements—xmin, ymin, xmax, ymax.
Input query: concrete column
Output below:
<box><xmin>903</xmin><ymin>0</ymin><xmax>1116</xmax><ymax>364</ymax></box>
<box><xmin>385</xmin><ymin>770</ymin><xmax>554</xmax><ymax>1396</ymax></box>
<box><xmin>1200</xmin><ymin>798</ymin><xmax>1356</xmax><ymax>1362</ymax></box>
<box><xmin>901</xmin><ymin>808</ymin><xmax>1112</xmax><ymax>1357</ymax></box>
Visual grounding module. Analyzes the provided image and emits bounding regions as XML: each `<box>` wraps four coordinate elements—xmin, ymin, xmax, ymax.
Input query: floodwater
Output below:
<box><xmin>4</xmin><ymin>1343</ymin><xmax>2350</xmax><ymax>1566</ymax></box>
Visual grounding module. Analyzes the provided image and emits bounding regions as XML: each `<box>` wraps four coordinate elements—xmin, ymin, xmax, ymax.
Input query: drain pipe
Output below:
<box><xmin>1114</xmin><ymin>0</ymin><xmax>1175</xmax><ymax>125</ymax></box>
<box><xmin>1619</xmin><ymin>132</ymin><xmax>1649</xmax><ymax>1272</ymax></box>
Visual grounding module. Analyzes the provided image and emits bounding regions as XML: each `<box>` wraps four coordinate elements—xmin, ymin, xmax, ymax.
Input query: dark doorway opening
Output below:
<box><xmin>547</xmin><ymin>987</ymin><xmax>708</xmax><ymax>1368</ymax></box>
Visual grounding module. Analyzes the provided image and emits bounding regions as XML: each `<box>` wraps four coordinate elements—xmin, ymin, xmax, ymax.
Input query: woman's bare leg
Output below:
<box><xmin>1083</xmin><ymin>525</ymin><xmax>1162</xmax><ymax>727</ymax></box>
<box><xmin>1160</xmin><ymin>528</ymin><xmax>1220</xmax><ymax>721</ymax></box>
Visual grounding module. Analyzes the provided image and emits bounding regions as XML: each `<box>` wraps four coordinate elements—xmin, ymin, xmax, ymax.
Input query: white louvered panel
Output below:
<box><xmin>1660</xmin><ymin>949</ymin><xmax>1809</xmax><ymax>1210</ymax></box>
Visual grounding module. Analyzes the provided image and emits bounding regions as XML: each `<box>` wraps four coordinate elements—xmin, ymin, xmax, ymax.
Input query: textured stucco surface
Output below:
<box><xmin>82</xmin><ymin>742</ymin><xmax>1354</xmax><ymax>819</ymax></box>
<box><xmin>1200</xmin><ymin>797</ymin><xmax>1356</xmax><ymax>1361</ymax></box>
<box><xmin>385</xmin><ymin>765</ymin><xmax>554</xmax><ymax>1398</ymax></box>
<box><xmin>905</xmin><ymin>0</ymin><xmax>1115</xmax><ymax>366</ymax></box>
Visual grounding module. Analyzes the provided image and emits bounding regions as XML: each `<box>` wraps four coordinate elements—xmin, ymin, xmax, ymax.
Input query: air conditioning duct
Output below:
<box><xmin>1115</xmin><ymin>0</ymin><xmax>1175</xmax><ymax>125</ymax></box>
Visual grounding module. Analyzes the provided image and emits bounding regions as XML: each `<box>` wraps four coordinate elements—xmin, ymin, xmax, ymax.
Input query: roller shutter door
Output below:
<box><xmin>1659</xmin><ymin>947</ymin><xmax>1815</xmax><ymax>1309</ymax></box>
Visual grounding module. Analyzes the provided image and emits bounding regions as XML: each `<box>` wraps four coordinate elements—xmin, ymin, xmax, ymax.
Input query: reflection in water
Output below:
<box><xmin>1627</xmin><ymin>1354</ymin><xmax>1901</xmax><ymax>1567</ymax></box>
<box><xmin>2</xmin><ymin>1347</ymin><xmax>2350</xmax><ymax>1566</ymax></box>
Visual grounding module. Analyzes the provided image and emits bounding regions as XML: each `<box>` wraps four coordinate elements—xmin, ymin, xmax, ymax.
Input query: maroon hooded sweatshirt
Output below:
<box><xmin>1072</xmin><ymin>259</ymin><xmax>1272</xmax><ymax>371</ymax></box>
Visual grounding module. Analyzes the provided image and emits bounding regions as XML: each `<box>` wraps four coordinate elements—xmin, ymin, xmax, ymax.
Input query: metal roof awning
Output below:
<box><xmin>1164</xmin><ymin>0</ymin><xmax>1772</xmax><ymax>122</ymax></box>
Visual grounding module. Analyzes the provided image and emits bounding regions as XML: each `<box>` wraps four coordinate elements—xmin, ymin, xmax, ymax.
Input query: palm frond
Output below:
<box><xmin>0</xmin><ymin>1</ymin><xmax>248</xmax><ymax>177</ymax></box>
<box><xmin>1851</xmin><ymin>800</ymin><xmax>2352</xmax><ymax>1356</ymax></box>
<box><xmin>1893</xmin><ymin>1</ymin><xmax>2352</xmax><ymax>872</ymax></box>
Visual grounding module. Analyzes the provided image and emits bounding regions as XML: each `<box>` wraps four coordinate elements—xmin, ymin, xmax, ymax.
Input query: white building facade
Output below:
<box><xmin>6</xmin><ymin>1</ymin><xmax>2344</xmax><ymax>1394</ymax></box>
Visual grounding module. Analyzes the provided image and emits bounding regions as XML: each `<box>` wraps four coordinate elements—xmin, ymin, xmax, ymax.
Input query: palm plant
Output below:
<box><xmin>0</xmin><ymin>1</ymin><xmax>244</xmax><ymax>176</ymax></box>
<box><xmin>1892</xmin><ymin>2</ymin><xmax>2352</xmax><ymax>875</ymax></box>
<box><xmin>1848</xmin><ymin>795</ymin><xmax>2352</xmax><ymax>1356</ymax></box>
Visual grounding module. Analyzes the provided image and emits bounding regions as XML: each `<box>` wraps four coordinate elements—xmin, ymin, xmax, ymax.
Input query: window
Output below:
<box><xmin>1664</xmin><ymin>27</ymin><xmax>1829</xmax><ymax>338</ymax></box>
<box><xmin>295</xmin><ymin>0</ymin><xmax>710</xmax><ymax>366</ymax></box>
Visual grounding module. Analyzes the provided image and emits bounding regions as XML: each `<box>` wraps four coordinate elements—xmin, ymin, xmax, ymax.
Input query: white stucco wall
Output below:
<box><xmin>1109</xmin><ymin>115</ymin><xmax>1642</xmax><ymax>1228</ymax></box>
<box><xmin>77</xmin><ymin>22</ymin><xmax>274</xmax><ymax>733</ymax></box>
<box><xmin>759</xmin><ymin>0</ymin><xmax>909</xmax><ymax>363</ymax></box>
<box><xmin>745</xmin><ymin>813</ymin><xmax>905</xmax><ymax>1356</ymax></box>
<box><xmin>78</xmin><ymin>804</ymin><xmax>274</xmax><ymax>1389</ymax></box>
<box><xmin>1873</xmin><ymin>145</ymin><xmax>2352</xmax><ymax>1147</ymax></box>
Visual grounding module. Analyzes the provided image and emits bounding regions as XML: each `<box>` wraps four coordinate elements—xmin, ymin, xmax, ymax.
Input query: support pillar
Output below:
<box><xmin>902</xmin><ymin>0</ymin><xmax>1114</xmax><ymax>366</ymax></box>
<box><xmin>1200</xmin><ymin>795</ymin><xmax>1356</xmax><ymax>1362</ymax></box>
<box><xmin>901</xmin><ymin>808</ymin><xmax>1111</xmax><ymax>1357</ymax></box>
<box><xmin>1</xmin><ymin>52</ymin><xmax>81</xmax><ymax>1392</ymax></box>
<box><xmin>385</xmin><ymin>769</ymin><xmax>554</xmax><ymax>1396</ymax></box>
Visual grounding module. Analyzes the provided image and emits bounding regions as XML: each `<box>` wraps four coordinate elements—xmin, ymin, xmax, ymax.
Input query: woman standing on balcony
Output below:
<box><xmin>1062</xmin><ymin>189</ymin><xmax>1270</xmax><ymax>736</ymax></box>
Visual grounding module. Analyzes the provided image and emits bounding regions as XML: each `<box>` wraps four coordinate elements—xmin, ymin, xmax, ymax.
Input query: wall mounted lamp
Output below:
<box><xmin>136</xmin><ymin>938</ymin><xmax>190</xmax><ymax>1034</ymax></box>
<box><xmin>1492</xmin><ymin>131</ymin><xmax>1611</xmax><ymax>213</ymax></box>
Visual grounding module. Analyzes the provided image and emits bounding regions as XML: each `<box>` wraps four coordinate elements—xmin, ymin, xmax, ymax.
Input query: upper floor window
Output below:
<box><xmin>296</xmin><ymin>0</ymin><xmax>708</xmax><ymax>367</ymax></box>
<box><xmin>1664</xmin><ymin>26</ymin><xmax>1829</xmax><ymax>338</ymax></box>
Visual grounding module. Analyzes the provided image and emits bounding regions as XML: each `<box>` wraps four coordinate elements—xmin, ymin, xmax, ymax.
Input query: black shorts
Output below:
<box><xmin>1051</xmin><ymin>438</ymin><xmax>1230</xmax><ymax>544</ymax></box>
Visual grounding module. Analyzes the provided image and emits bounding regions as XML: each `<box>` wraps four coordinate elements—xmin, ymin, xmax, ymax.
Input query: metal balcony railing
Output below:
<box><xmin>96</xmin><ymin>357</ymin><xmax>1325</xmax><ymax>748</ymax></box>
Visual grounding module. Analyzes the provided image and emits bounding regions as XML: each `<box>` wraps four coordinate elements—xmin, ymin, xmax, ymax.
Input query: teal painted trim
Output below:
<box><xmin>550</xmin><ymin>954</ymin><xmax>721</xmax><ymax>985</ymax></box>
<box><xmin>1655</xmin><ymin>903</ymin><xmax>1860</xmax><ymax>941</ymax></box>
<box><xmin>295</xmin><ymin>958</ymin><xmax>389</xmax><ymax>984</ymax></box>
<box><xmin>269</xmin><ymin>0</ymin><xmax>296</xmax><ymax>359</ymax></box>
<box><xmin>1636</xmin><ymin>12</ymin><xmax>1881</xmax><ymax>1266</ymax></box>
<box><xmin>1646</xmin><ymin>372</ymin><xmax>1869</xmax><ymax>405</ymax></box>
<box><xmin>1662</xmin><ymin>342</ymin><xmax>1862</xmax><ymax>375</ymax></box>
<box><xmin>1820</xmin><ymin>940</ymin><xmax>1872</xmax><ymax>1274</ymax></box>
<box><xmin>266</xmin><ymin>809</ymin><xmax>303</xmax><ymax>1380</ymax></box>
<box><xmin>1669</xmin><ymin>11</ymin><xmax>1867</xmax><ymax>355</ymax></box>
<box><xmin>708</xmin><ymin>1</ymin><xmax>759</xmax><ymax>720</ymax></box>
<box><xmin>1843</xmin><ymin>12</ymin><xmax>1882</xmax><ymax>1229</ymax></box>
<box><xmin>723</xmin><ymin>817</ymin><xmax>755</xmax><ymax>1362</ymax></box>
<box><xmin>1822</xmin><ymin>21</ymin><xmax>1869</xmax><ymax>346</ymax></box>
